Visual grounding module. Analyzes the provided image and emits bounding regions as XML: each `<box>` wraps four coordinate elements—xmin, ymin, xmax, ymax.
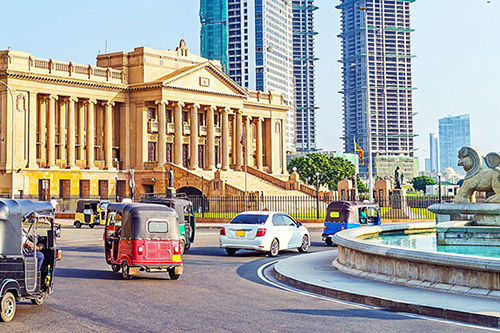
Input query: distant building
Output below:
<box><xmin>439</xmin><ymin>114</ymin><xmax>470</xmax><ymax>173</ymax></box>
<box><xmin>337</xmin><ymin>0</ymin><xmax>417</xmax><ymax>175</ymax></box>
<box><xmin>200</xmin><ymin>0</ymin><xmax>296</xmax><ymax>153</ymax></box>
<box><xmin>429</xmin><ymin>133</ymin><xmax>439</xmax><ymax>173</ymax></box>
<box><xmin>425</xmin><ymin>158</ymin><xmax>431</xmax><ymax>173</ymax></box>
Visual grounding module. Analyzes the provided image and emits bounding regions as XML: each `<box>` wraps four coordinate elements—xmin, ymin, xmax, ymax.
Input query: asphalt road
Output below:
<box><xmin>4</xmin><ymin>228</ymin><xmax>492</xmax><ymax>332</ymax></box>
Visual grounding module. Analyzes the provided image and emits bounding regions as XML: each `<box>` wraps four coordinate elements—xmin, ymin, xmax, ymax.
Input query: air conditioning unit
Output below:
<box><xmin>148</xmin><ymin>121</ymin><xmax>158</xmax><ymax>133</ymax></box>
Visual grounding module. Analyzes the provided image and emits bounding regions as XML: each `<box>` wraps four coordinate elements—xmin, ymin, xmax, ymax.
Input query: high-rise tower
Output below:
<box><xmin>337</xmin><ymin>0</ymin><xmax>417</xmax><ymax>175</ymax></box>
<box><xmin>439</xmin><ymin>114</ymin><xmax>470</xmax><ymax>173</ymax></box>
<box><xmin>200</xmin><ymin>0</ymin><xmax>296</xmax><ymax>153</ymax></box>
<box><xmin>292</xmin><ymin>0</ymin><xmax>318</xmax><ymax>153</ymax></box>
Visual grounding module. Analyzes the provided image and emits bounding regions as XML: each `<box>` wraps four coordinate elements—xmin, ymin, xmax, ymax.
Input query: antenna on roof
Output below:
<box><xmin>105</xmin><ymin>39</ymin><xmax>107</xmax><ymax>54</ymax></box>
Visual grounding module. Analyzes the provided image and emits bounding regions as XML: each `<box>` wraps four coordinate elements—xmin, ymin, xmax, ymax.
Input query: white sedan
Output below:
<box><xmin>219</xmin><ymin>211</ymin><xmax>310</xmax><ymax>256</ymax></box>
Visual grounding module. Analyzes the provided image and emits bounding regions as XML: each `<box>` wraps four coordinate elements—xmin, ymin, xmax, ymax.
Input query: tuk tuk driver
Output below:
<box><xmin>359</xmin><ymin>207</ymin><xmax>368</xmax><ymax>224</ymax></box>
<box><xmin>22</xmin><ymin>230</ymin><xmax>44</xmax><ymax>270</ymax></box>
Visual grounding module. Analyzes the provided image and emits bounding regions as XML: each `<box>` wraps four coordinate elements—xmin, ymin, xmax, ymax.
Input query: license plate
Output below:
<box><xmin>236</xmin><ymin>230</ymin><xmax>245</xmax><ymax>237</ymax></box>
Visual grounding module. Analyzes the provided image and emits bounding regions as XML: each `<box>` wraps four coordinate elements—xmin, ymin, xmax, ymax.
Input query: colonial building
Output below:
<box><xmin>0</xmin><ymin>41</ymin><xmax>291</xmax><ymax>199</ymax></box>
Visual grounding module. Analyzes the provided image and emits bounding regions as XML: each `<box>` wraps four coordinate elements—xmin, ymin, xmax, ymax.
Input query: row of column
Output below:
<box><xmin>41</xmin><ymin>95</ymin><xmax>114</xmax><ymax>170</ymax></box>
<box><xmin>154</xmin><ymin>101</ymin><xmax>264</xmax><ymax>171</ymax></box>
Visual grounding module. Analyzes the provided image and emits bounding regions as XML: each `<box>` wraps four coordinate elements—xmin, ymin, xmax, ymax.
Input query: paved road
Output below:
<box><xmin>5</xmin><ymin>228</ymin><xmax>491</xmax><ymax>332</ymax></box>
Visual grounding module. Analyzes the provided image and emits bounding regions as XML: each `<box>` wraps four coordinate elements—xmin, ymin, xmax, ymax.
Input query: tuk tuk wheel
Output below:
<box><xmin>168</xmin><ymin>269</ymin><xmax>180</xmax><ymax>280</ymax></box>
<box><xmin>0</xmin><ymin>292</ymin><xmax>16</xmax><ymax>322</ymax></box>
<box><xmin>325</xmin><ymin>238</ymin><xmax>334</xmax><ymax>246</ymax></box>
<box><xmin>111</xmin><ymin>264</ymin><xmax>120</xmax><ymax>273</ymax></box>
<box><xmin>30</xmin><ymin>294</ymin><xmax>45</xmax><ymax>305</ymax></box>
<box><xmin>269</xmin><ymin>239</ymin><xmax>279</xmax><ymax>257</ymax></box>
<box><xmin>298</xmin><ymin>235</ymin><xmax>310</xmax><ymax>253</ymax></box>
<box><xmin>89</xmin><ymin>224</ymin><xmax>95</xmax><ymax>229</ymax></box>
<box><xmin>180</xmin><ymin>239</ymin><xmax>186</xmax><ymax>254</ymax></box>
<box><xmin>121</xmin><ymin>261</ymin><xmax>132</xmax><ymax>280</ymax></box>
<box><xmin>184</xmin><ymin>243</ymin><xmax>191</xmax><ymax>251</ymax></box>
<box><xmin>74</xmin><ymin>221</ymin><xmax>82</xmax><ymax>229</ymax></box>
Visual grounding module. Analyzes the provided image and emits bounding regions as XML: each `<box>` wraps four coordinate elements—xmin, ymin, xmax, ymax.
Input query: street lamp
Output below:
<box><xmin>360</xmin><ymin>6</ymin><xmax>374</xmax><ymax>203</ymax></box>
<box><xmin>438</xmin><ymin>172</ymin><xmax>442</xmax><ymax>202</ymax></box>
<box><xmin>0</xmin><ymin>81</ymin><xmax>15</xmax><ymax>199</ymax></box>
<box><xmin>315</xmin><ymin>172</ymin><xmax>320</xmax><ymax>220</ymax></box>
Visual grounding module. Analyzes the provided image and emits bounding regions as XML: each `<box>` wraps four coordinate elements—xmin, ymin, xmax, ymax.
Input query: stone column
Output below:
<box><xmin>27</xmin><ymin>92</ymin><xmax>38</xmax><ymax>168</ymax></box>
<box><xmin>173</xmin><ymin>101</ymin><xmax>184</xmax><ymax>165</ymax></box>
<box><xmin>104</xmin><ymin>101</ymin><xmax>114</xmax><ymax>170</ymax></box>
<box><xmin>235</xmin><ymin>110</ymin><xmax>243</xmax><ymax>171</ymax></box>
<box><xmin>38</xmin><ymin>98</ymin><xmax>47</xmax><ymax>163</ymax></box>
<box><xmin>47</xmin><ymin>94</ymin><xmax>58</xmax><ymax>168</ymax></box>
<box><xmin>256</xmin><ymin>117</ymin><xmax>263</xmax><ymax>170</ymax></box>
<box><xmin>67</xmin><ymin>97</ymin><xmax>77</xmax><ymax>168</ymax></box>
<box><xmin>221</xmin><ymin>107</ymin><xmax>229</xmax><ymax>171</ymax></box>
<box><xmin>58</xmin><ymin>99</ymin><xmax>67</xmax><ymax>161</ymax></box>
<box><xmin>206</xmin><ymin>105</ymin><xmax>216</xmax><ymax>170</ymax></box>
<box><xmin>245</xmin><ymin>116</ymin><xmax>252</xmax><ymax>168</ymax></box>
<box><xmin>77</xmin><ymin>102</ymin><xmax>85</xmax><ymax>161</ymax></box>
<box><xmin>156</xmin><ymin>100</ymin><xmax>167</xmax><ymax>166</ymax></box>
<box><xmin>189</xmin><ymin>103</ymin><xmax>200</xmax><ymax>170</ymax></box>
<box><xmin>86</xmin><ymin>99</ymin><xmax>96</xmax><ymax>169</ymax></box>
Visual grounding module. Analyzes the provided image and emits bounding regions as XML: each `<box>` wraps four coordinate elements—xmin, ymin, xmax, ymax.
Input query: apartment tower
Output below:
<box><xmin>439</xmin><ymin>114</ymin><xmax>470</xmax><ymax>173</ymax></box>
<box><xmin>337</xmin><ymin>0</ymin><xmax>417</xmax><ymax>174</ymax></box>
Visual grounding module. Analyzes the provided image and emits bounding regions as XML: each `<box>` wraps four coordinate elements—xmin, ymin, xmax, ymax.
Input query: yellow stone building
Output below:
<box><xmin>0</xmin><ymin>40</ymin><xmax>293</xmax><ymax>199</ymax></box>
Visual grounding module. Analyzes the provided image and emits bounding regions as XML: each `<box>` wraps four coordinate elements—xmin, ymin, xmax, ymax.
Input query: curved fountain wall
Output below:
<box><xmin>332</xmin><ymin>222</ymin><xmax>500</xmax><ymax>291</ymax></box>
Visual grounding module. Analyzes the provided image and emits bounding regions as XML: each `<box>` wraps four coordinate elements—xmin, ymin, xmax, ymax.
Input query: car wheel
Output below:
<box><xmin>269</xmin><ymin>239</ymin><xmax>279</xmax><ymax>257</ymax></box>
<box><xmin>168</xmin><ymin>269</ymin><xmax>181</xmax><ymax>280</ymax></box>
<box><xmin>180</xmin><ymin>238</ymin><xmax>186</xmax><ymax>254</ymax></box>
<box><xmin>121</xmin><ymin>261</ymin><xmax>132</xmax><ymax>280</ymax></box>
<box><xmin>111</xmin><ymin>264</ymin><xmax>120</xmax><ymax>273</ymax></box>
<box><xmin>0</xmin><ymin>292</ymin><xmax>16</xmax><ymax>322</ymax></box>
<box><xmin>74</xmin><ymin>221</ymin><xmax>81</xmax><ymax>229</ymax></box>
<box><xmin>298</xmin><ymin>235</ymin><xmax>310</xmax><ymax>253</ymax></box>
<box><xmin>89</xmin><ymin>224</ymin><xmax>95</xmax><ymax>229</ymax></box>
<box><xmin>325</xmin><ymin>238</ymin><xmax>334</xmax><ymax>246</ymax></box>
<box><xmin>226</xmin><ymin>248</ymin><xmax>237</xmax><ymax>256</ymax></box>
<box><xmin>30</xmin><ymin>294</ymin><xmax>45</xmax><ymax>305</ymax></box>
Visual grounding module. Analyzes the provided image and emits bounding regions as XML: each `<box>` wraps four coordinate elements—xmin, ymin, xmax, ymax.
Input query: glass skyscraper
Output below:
<box><xmin>292</xmin><ymin>0</ymin><xmax>318</xmax><ymax>153</ymax></box>
<box><xmin>200</xmin><ymin>0</ymin><xmax>296</xmax><ymax>153</ymax></box>
<box><xmin>429</xmin><ymin>132</ymin><xmax>439</xmax><ymax>173</ymax></box>
<box><xmin>439</xmin><ymin>114</ymin><xmax>470</xmax><ymax>173</ymax></box>
<box><xmin>337</xmin><ymin>0</ymin><xmax>417</xmax><ymax>174</ymax></box>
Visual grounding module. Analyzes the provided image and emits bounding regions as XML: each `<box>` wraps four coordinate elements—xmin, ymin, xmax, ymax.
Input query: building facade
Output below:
<box><xmin>337</xmin><ymin>0</ymin><xmax>417</xmax><ymax>175</ymax></box>
<box><xmin>0</xmin><ymin>41</ymin><xmax>289</xmax><ymax>198</ymax></box>
<box><xmin>292</xmin><ymin>0</ymin><xmax>318</xmax><ymax>153</ymax></box>
<box><xmin>200</xmin><ymin>0</ymin><xmax>296</xmax><ymax>153</ymax></box>
<box><xmin>429</xmin><ymin>132</ymin><xmax>439</xmax><ymax>173</ymax></box>
<box><xmin>439</xmin><ymin>114</ymin><xmax>470</xmax><ymax>173</ymax></box>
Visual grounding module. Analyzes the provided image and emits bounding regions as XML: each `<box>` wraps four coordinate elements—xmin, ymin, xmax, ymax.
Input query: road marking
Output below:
<box><xmin>257</xmin><ymin>261</ymin><xmax>499</xmax><ymax>331</ymax></box>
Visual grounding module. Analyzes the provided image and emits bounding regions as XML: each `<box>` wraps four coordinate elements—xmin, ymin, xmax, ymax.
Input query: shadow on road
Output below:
<box><xmin>60</xmin><ymin>246</ymin><xmax>104</xmax><ymax>253</ymax></box>
<box><xmin>56</xmin><ymin>267</ymin><xmax>121</xmax><ymax>280</ymax></box>
<box><xmin>274</xmin><ymin>308</ymin><xmax>406</xmax><ymax>320</ymax></box>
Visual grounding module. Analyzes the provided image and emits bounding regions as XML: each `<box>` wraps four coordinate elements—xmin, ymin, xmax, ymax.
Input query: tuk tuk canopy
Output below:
<box><xmin>106</xmin><ymin>203</ymin><xmax>180</xmax><ymax>240</ymax></box>
<box><xmin>140</xmin><ymin>197</ymin><xmax>191</xmax><ymax>223</ymax></box>
<box><xmin>325</xmin><ymin>201</ymin><xmax>379</xmax><ymax>223</ymax></box>
<box><xmin>75</xmin><ymin>199</ymin><xmax>101</xmax><ymax>213</ymax></box>
<box><xmin>0</xmin><ymin>199</ymin><xmax>53</xmax><ymax>256</ymax></box>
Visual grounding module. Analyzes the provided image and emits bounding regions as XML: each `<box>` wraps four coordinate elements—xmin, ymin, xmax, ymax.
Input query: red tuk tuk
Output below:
<box><xmin>103</xmin><ymin>203</ymin><xmax>183</xmax><ymax>280</ymax></box>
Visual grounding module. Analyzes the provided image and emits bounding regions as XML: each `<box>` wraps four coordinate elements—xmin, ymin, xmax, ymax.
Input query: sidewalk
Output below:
<box><xmin>273</xmin><ymin>250</ymin><xmax>500</xmax><ymax>328</ymax></box>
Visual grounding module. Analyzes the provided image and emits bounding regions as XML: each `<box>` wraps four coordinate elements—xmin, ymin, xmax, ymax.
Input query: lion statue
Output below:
<box><xmin>454</xmin><ymin>146</ymin><xmax>500</xmax><ymax>203</ymax></box>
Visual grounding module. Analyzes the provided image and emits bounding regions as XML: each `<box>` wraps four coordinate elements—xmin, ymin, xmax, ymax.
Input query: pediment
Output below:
<box><xmin>157</xmin><ymin>62</ymin><xmax>248</xmax><ymax>97</ymax></box>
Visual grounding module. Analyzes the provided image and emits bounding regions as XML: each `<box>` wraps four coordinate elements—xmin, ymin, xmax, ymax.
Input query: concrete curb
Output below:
<box><xmin>273</xmin><ymin>265</ymin><xmax>500</xmax><ymax>328</ymax></box>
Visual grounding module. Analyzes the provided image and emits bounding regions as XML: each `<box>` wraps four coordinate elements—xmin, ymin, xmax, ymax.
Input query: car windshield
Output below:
<box><xmin>230</xmin><ymin>214</ymin><xmax>268</xmax><ymax>224</ymax></box>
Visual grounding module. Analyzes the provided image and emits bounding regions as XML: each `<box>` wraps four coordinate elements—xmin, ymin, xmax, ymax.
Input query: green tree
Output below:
<box><xmin>412</xmin><ymin>175</ymin><xmax>435</xmax><ymax>192</ymax></box>
<box><xmin>288</xmin><ymin>153</ymin><xmax>360</xmax><ymax>191</ymax></box>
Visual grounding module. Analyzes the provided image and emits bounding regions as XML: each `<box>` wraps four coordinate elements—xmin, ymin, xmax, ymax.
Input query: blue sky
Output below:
<box><xmin>1</xmin><ymin>0</ymin><xmax>498</xmax><ymax>170</ymax></box>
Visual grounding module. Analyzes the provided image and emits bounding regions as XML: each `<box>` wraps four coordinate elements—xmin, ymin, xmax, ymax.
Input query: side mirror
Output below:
<box><xmin>296</xmin><ymin>222</ymin><xmax>302</xmax><ymax>227</ymax></box>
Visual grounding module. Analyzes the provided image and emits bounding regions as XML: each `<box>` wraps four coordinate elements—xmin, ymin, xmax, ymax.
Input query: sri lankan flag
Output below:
<box><xmin>354</xmin><ymin>137</ymin><xmax>364</xmax><ymax>165</ymax></box>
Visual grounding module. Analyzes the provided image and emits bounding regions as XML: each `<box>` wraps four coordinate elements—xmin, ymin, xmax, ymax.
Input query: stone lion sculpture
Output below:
<box><xmin>454</xmin><ymin>146</ymin><xmax>500</xmax><ymax>203</ymax></box>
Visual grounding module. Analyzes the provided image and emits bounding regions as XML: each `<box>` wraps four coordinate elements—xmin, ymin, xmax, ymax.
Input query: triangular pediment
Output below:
<box><xmin>155</xmin><ymin>62</ymin><xmax>248</xmax><ymax>97</ymax></box>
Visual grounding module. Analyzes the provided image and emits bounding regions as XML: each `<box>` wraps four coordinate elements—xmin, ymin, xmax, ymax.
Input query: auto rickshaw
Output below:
<box><xmin>0</xmin><ymin>199</ymin><xmax>62</xmax><ymax>322</ymax></box>
<box><xmin>74</xmin><ymin>199</ymin><xmax>108</xmax><ymax>228</ymax></box>
<box><xmin>140</xmin><ymin>193</ymin><xmax>196</xmax><ymax>254</ymax></box>
<box><xmin>322</xmin><ymin>201</ymin><xmax>381</xmax><ymax>246</ymax></box>
<box><xmin>104</xmin><ymin>203</ymin><xmax>183</xmax><ymax>280</ymax></box>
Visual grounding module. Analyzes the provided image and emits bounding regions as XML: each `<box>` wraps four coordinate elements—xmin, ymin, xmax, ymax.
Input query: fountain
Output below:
<box><xmin>332</xmin><ymin>147</ymin><xmax>500</xmax><ymax>293</ymax></box>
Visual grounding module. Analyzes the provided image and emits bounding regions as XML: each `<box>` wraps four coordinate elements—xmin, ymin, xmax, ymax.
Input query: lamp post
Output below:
<box><xmin>201</xmin><ymin>175</ymin><xmax>204</xmax><ymax>217</ymax></box>
<box><xmin>315</xmin><ymin>172</ymin><xmax>320</xmax><ymax>220</ymax></box>
<box><xmin>0</xmin><ymin>81</ymin><xmax>15</xmax><ymax>199</ymax></box>
<box><xmin>115</xmin><ymin>174</ymin><xmax>118</xmax><ymax>202</ymax></box>
<box><xmin>360</xmin><ymin>7</ymin><xmax>374</xmax><ymax>203</ymax></box>
<box><xmin>438</xmin><ymin>172</ymin><xmax>442</xmax><ymax>202</ymax></box>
